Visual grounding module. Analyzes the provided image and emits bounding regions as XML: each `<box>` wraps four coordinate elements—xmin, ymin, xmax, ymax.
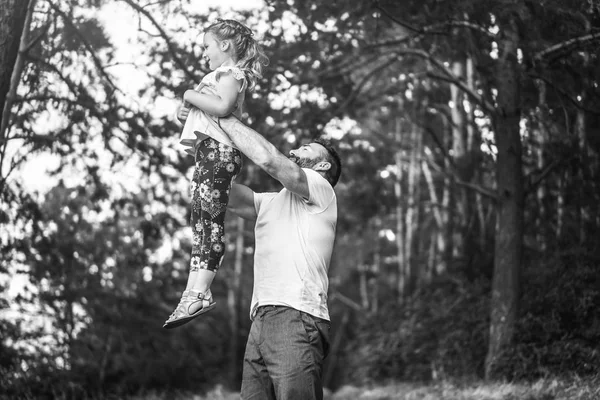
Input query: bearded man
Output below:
<box><xmin>217</xmin><ymin>115</ymin><xmax>341</xmax><ymax>400</ymax></box>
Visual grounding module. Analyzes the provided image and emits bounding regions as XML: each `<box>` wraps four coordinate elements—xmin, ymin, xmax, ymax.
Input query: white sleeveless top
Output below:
<box><xmin>179</xmin><ymin>66</ymin><xmax>247</xmax><ymax>151</ymax></box>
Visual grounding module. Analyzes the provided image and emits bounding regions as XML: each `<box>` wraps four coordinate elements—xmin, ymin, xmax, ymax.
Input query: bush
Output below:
<box><xmin>339</xmin><ymin>251</ymin><xmax>600</xmax><ymax>386</ymax></box>
<box><xmin>497</xmin><ymin>256</ymin><xmax>600</xmax><ymax>379</ymax></box>
<box><xmin>341</xmin><ymin>277</ymin><xmax>490</xmax><ymax>384</ymax></box>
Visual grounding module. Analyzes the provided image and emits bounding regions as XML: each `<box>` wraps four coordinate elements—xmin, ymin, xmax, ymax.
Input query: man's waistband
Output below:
<box><xmin>251</xmin><ymin>304</ymin><xmax>290</xmax><ymax>320</ymax></box>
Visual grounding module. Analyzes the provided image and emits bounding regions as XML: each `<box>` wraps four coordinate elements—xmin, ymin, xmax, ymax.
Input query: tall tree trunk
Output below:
<box><xmin>485</xmin><ymin>7</ymin><xmax>524</xmax><ymax>379</ymax></box>
<box><xmin>0</xmin><ymin>0</ymin><xmax>34</xmax><ymax>197</ymax></box>
<box><xmin>395</xmin><ymin>116</ymin><xmax>407</xmax><ymax>302</ymax></box>
<box><xmin>534</xmin><ymin>80</ymin><xmax>548</xmax><ymax>250</ymax></box>
<box><xmin>421</xmin><ymin>154</ymin><xmax>442</xmax><ymax>280</ymax></box>
<box><xmin>441</xmin><ymin>114</ymin><xmax>454</xmax><ymax>274</ymax></box>
<box><xmin>575</xmin><ymin>110</ymin><xmax>587</xmax><ymax>244</ymax></box>
<box><xmin>0</xmin><ymin>0</ymin><xmax>33</xmax><ymax>138</ymax></box>
<box><xmin>227</xmin><ymin>216</ymin><xmax>244</xmax><ymax>385</ymax></box>
<box><xmin>450</xmin><ymin>61</ymin><xmax>467</xmax><ymax>261</ymax></box>
<box><xmin>575</xmin><ymin>41</ymin><xmax>589</xmax><ymax>245</ymax></box>
<box><xmin>406</xmin><ymin>111</ymin><xmax>423</xmax><ymax>292</ymax></box>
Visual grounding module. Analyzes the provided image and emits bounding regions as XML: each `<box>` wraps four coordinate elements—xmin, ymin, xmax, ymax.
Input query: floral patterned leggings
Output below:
<box><xmin>189</xmin><ymin>138</ymin><xmax>242</xmax><ymax>272</ymax></box>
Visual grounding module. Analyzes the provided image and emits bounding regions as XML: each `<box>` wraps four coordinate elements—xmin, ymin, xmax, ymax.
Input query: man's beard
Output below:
<box><xmin>289</xmin><ymin>154</ymin><xmax>318</xmax><ymax>169</ymax></box>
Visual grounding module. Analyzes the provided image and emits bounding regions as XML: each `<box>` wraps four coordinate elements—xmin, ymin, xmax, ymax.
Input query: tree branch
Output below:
<box><xmin>120</xmin><ymin>0</ymin><xmax>196</xmax><ymax>83</ymax></box>
<box><xmin>24</xmin><ymin>20</ymin><xmax>50</xmax><ymax>53</ymax></box>
<box><xmin>368</xmin><ymin>20</ymin><xmax>494</xmax><ymax>50</ymax></box>
<box><xmin>534</xmin><ymin>32</ymin><xmax>600</xmax><ymax>61</ymax></box>
<box><xmin>318</xmin><ymin>53</ymin><xmax>381</xmax><ymax>79</ymax></box>
<box><xmin>331</xmin><ymin>55</ymin><xmax>400</xmax><ymax>114</ymax></box>
<box><xmin>525</xmin><ymin>157</ymin><xmax>573</xmax><ymax>195</ymax></box>
<box><xmin>395</xmin><ymin>48</ymin><xmax>496</xmax><ymax>114</ymax></box>
<box><xmin>373</xmin><ymin>1</ymin><xmax>422</xmax><ymax>33</ymax></box>
<box><xmin>375</xmin><ymin>2</ymin><xmax>489</xmax><ymax>37</ymax></box>
<box><xmin>28</xmin><ymin>54</ymin><xmax>78</xmax><ymax>94</ymax></box>
<box><xmin>530</xmin><ymin>74</ymin><xmax>600</xmax><ymax>116</ymax></box>
<box><xmin>329</xmin><ymin>291</ymin><xmax>363</xmax><ymax>311</ymax></box>
<box><xmin>48</xmin><ymin>3</ymin><xmax>121</xmax><ymax>94</ymax></box>
<box><xmin>425</xmin><ymin>153</ymin><xmax>497</xmax><ymax>200</ymax></box>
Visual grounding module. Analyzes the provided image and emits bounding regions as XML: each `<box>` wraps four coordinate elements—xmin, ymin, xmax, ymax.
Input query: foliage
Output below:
<box><xmin>341</xmin><ymin>277</ymin><xmax>490</xmax><ymax>383</ymax></box>
<box><xmin>497</xmin><ymin>253</ymin><xmax>600</xmax><ymax>380</ymax></box>
<box><xmin>336</xmin><ymin>247</ymin><xmax>600</xmax><ymax>387</ymax></box>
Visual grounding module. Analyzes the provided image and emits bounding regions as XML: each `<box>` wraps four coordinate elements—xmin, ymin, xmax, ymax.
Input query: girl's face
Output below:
<box><xmin>203</xmin><ymin>32</ymin><xmax>228</xmax><ymax>70</ymax></box>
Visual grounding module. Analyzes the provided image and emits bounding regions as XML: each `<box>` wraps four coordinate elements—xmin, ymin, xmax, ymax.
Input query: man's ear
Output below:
<box><xmin>315</xmin><ymin>161</ymin><xmax>331</xmax><ymax>172</ymax></box>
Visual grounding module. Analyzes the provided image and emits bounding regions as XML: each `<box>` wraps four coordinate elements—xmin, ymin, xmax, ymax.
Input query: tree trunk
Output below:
<box><xmin>534</xmin><ymin>79</ymin><xmax>548</xmax><ymax>250</ymax></box>
<box><xmin>485</xmin><ymin>8</ymin><xmax>524</xmax><ymax>379</ymax></box>
<box><xmin>0</xmin><ymin>0</ymin><xmax>32</xmax><ymax>139</ymax></box>
<box><xmin>575</xmin><ymin>41</ymin><xmax>590</xmax><ymax>245</ymax></box>
<box><xmin>421</xmin><ymin>154</ymin><xmax>442</xmax><ymax>280</ymax></box>
<box><xmin>227</xmin><ymin>216</ymin><xmax>244</xmax><ymax>386</ymax></box>
<box><xmin>405</xmin><ymin>118</ymin><xmax>422</xmax><ymax>293</ymax></box>
<box><xmin>441</xmin><ymin>114</ymin><xmax>453</xmax><ymax>274</ymax></box>
<box><xmin>450</xmin><ymin>61</ymin><xmax>467</xmax><ymax>262</ymax></box>
<box><xmin>395</xmin><ymin>116</ymin><xmax>407</xmax><ymax>302</ymax></box>
<box><xmin>556</xmin><ymin>173</ymin><xmax>565</xmax><ymax>238</ymax></box>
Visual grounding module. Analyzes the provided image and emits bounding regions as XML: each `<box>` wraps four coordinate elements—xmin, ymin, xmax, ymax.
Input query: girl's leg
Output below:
<box><xmin>183</xmin><ymin>153</ymin><xmax>207</xmax><ymax>292</ymax></box>
<box><xmin>190</xmin><ymin>138</ymin><xmax>242</xmax><ymax>307</ymax></box>
<box><xmin>163</xmin><ymin>140</ymin><xmax>212</xmax><ymax>328</ymax></box>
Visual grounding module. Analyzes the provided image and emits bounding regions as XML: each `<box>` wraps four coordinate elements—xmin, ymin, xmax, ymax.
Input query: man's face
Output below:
<box><xmin>289</xmin><ymin>143</ymin><xmax>326</xmax><ymax>169</ymax></box>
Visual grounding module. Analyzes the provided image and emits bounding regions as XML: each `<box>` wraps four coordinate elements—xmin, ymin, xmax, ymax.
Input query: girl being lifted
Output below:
<box><xmin>164</xmin><ymin>19</ymin><xmax>268</xmax><ymax>329</ymax></box>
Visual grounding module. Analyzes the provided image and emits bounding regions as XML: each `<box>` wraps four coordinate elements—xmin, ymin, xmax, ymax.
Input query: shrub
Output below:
<box><xmin>497</xmin><ymin>256</ymin><xmax>600</xmax><ymax>379</ymax></box>
<box><xmin>341</xmin><ymin>277</ymin><xmax>490</xmax><ymax>384</ymax></box>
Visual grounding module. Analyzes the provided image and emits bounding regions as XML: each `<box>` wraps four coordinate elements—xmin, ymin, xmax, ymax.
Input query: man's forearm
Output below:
<box><xmin>219</xmin><ymin>117</ymin><xmax>309</xmax><ymax>198</ymax></box>
<box><xmin>218</xmin><ymin>117</ymin><xmax>282</xmax><ymax>169</ymax></box>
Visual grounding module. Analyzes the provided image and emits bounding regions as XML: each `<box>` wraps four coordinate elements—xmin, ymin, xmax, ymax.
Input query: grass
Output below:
<box><xmin>126</xmin><ymin>376</ymin><xmax>600</xmax><ymax>400</ymax></box>
<box><xmin>326</xmin><ymin>377</ymin><xmax>600</xmax><ymax>400</ymax></box>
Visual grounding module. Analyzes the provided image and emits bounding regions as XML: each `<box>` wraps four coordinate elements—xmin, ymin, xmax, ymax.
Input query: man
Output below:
<box><xmin>217</xmin><ymin>116</ymin><xmax>342</xmax><ymax>400</ymax></box>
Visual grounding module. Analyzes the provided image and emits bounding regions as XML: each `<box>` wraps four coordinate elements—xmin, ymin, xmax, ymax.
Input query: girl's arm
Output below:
<box><xmin>183</xmin><ymin>72</ymin><xmax>242</xmax><ymax>117</ymax></box>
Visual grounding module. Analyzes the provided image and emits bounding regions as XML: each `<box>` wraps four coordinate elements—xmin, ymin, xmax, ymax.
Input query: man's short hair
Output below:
<box><xmin>314</xmin><ymin>138</ymin><xmax>342</xmax><ymax>187</ymax></box>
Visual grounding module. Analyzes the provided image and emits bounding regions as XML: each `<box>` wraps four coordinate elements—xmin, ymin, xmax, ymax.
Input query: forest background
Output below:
<box><xmin>1</xmin><ymin>0</ymin><xmax>600</xmax><ymax>399</ymax></box>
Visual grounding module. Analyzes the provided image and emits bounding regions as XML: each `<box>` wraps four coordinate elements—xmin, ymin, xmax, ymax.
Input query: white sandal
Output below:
<box><xmin>163</xmin><ymin>290</ymin><xmax>216</xmax><ymax>329</ymax></box>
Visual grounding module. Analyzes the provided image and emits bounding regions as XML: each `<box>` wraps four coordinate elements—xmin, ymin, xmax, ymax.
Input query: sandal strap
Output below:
<box><xmin>189</xmin><ymin>289</ymin><xmax>212</xmax><ymax>301</ymax></box>
<box><xmin>166</xmin><ymin>289</ymin><xmax>214</xmax><ymax>322</ymax></box>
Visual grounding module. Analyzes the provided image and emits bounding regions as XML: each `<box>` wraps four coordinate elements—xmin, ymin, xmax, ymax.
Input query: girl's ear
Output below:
<box><xmin>220</xmin><ymin>40</ymin><xmax>230</xmax><ymax>51</ymax></box>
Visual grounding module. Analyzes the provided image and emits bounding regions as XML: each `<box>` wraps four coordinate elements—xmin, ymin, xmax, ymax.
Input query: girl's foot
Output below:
<box><xmin>162</xmin><ymin>289</ymin><xmax>216</xmax><ymax>329</ymax></box>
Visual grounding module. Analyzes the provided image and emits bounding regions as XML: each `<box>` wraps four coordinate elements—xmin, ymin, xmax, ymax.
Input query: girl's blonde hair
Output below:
<box><xmin>206</xmin><ymin>19</ymin><xmax>269</xmax><ymax>92</ymax></box>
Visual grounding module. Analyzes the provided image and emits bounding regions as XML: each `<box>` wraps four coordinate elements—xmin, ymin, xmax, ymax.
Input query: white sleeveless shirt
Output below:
<box><xmin>179</xmin><ymin>66</ymin><xmax>246</xmax><ymax>151</ymax></box>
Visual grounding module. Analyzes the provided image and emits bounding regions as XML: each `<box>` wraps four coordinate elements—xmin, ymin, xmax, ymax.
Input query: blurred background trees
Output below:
<box><xmin>1</xmin><ymin>0</ymin><xmax>599</xmax><ymax>397</ymax></box>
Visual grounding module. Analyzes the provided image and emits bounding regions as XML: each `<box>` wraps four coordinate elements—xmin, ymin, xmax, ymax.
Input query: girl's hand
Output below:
<box><xmin>177</xmin><ymin>102</ymin><xmax>191</xmax><ymax>122</ymax></box>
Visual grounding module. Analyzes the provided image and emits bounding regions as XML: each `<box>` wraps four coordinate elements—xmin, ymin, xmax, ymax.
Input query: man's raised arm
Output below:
<box><xmin>218</xmin><ymin>117</ymin><xmax>310</xmax><ymax>199</ymax></box>
<box><xmin>228</xmin><ymin>183</ymin><xmax>257</xmax><ymax>221</ymax></box>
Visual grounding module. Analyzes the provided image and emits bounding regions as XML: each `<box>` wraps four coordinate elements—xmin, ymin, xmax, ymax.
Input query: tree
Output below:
<box><xmin>484</xmin><ymin>2</ymin><xmax>523</xmax><ymax>378</ymax></box>
<box><xmin>0</xmin><ymin>0</ymin><xmax>31</xmax><ymax>138</ymax></box>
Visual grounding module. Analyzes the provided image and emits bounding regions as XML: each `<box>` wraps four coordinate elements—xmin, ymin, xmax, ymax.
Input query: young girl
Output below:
<box><xmin>164</xmin><ymin>19</ymin><xmax>268</xmax><ymax>329</ymax></box>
